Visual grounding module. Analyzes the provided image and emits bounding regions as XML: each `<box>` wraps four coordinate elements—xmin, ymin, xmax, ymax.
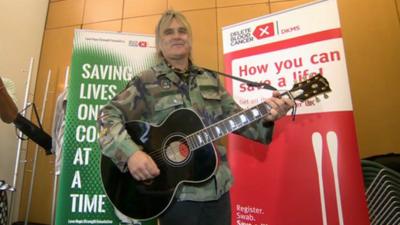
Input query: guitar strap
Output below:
<box><xmin>201</xmin><ymin>67</ymin><xmax>297</xmax><ymax>120</ymax></box>
<box><xmin>200</xmin><ymin>67</ymin><xmax>278</xmax><ymax>91</ymax></box>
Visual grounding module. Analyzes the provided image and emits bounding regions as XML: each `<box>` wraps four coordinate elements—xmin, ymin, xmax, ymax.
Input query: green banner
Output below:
<box><xmin>56</xmin><ymin>29</ymin><xmax>157</xmax><ymax>225</ymax></box>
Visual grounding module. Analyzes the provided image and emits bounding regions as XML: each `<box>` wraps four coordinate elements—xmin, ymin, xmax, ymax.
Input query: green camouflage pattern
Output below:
<box><xmin>97</xmin><ymin>60</ymin><xmax>274</xmax><ymax>201</ymax></box>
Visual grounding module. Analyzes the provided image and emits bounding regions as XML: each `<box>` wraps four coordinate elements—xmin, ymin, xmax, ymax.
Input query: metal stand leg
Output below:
<box><xmin>24</xmin><ymin>71</ymin><xmax>51</xmax><ymax>225</ymax></box>
<box><xmin>50</xmin><ymin>174</ymin><xmax>58</xmax><ymax>225</ymax></box>
<box><xmin>8</xmin><ymin>57</ymin><xmax>34</xmax><ymax>225</ymax></box>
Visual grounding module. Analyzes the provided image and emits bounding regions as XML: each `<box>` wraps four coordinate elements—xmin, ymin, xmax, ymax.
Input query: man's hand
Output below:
<box><xmin>264</xmin><ymin>91</ymin><xmax>295</xmax><ymax>122</ymax></box>
<box><xmin>127</xmin><ymin>150</ymin><xmax>160</xmax><ymax>181</ymax></box>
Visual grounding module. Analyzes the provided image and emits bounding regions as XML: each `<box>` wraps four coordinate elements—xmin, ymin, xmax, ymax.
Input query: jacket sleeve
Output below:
<box><xmin>218</xmin><ymin>84</ymin><xmax>275</xmax><ymax>145</ymax></box>
<box><xmin>97</xmin><ymin>78</ymin><xmax>145</xmax><ymax>172</ymax></box>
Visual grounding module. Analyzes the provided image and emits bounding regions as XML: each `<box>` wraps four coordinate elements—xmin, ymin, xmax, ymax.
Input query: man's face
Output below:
<box><xmin>159</xmin><ymin>18</ymin><xmax>191</xmax><ymax>61</ymax></box>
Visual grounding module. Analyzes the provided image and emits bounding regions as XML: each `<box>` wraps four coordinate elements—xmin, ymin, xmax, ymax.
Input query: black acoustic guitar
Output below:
<box><xmin>100</xmin><ymin>74</ymin><xmax>331</xmax><ymax>220</ymax></box>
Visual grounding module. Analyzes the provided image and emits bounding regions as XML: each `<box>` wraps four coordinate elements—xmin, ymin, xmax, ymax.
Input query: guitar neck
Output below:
<box><xmin>186</xmin><ymin>101</ymin><xmax>273</xmax><ymax>151</ymax></box>
<box><xmin>185</xmin><ymin>73</ymin><xmax>331</xmax><ymax>151</ymax></box>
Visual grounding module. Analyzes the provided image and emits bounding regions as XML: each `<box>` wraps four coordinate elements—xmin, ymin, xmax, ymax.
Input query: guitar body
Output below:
<box><xmin>100</xmin><ymin>108</ymin><xmax>218</xmax><ymax>220</ymax></box>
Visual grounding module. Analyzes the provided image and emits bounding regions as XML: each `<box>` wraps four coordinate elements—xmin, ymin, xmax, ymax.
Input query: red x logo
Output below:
<box><xmin>252</xmin><ymin>22</ymin><xmax>275</xmax><ymax>39</ymax></box>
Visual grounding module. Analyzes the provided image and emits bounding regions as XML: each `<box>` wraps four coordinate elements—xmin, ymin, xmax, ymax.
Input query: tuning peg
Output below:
<box><xmin>315</xmin><ymin>96</ymin><xmax>320</xmax><ymax>103</ymax></box>
<box><xmin>323</xmin><ymin>93</ymin><xmax>329</xmax><ymax>99</ymax></box>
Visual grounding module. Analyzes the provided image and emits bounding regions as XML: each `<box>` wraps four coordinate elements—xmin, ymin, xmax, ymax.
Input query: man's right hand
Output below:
<box><xmin>127</xmin><ymin>150</ymin><xmax>160</xmax><ymax>181</ymax></box>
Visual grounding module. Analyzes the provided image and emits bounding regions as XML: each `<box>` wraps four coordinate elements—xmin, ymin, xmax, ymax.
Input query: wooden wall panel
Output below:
<box><xmin>46</xmin><ymin>0</ymin><xmax>84</xmax><ymax>29</ymax></box>
<box><xmin>38</xmin><ymin>28</ymin><xmax>76</xmax><ymax>69</ymax></box>
<box><xmin>32</xmin><ymin>26</ymin><xmax>76</xmax><ymax>125</ymax></box>
<box><xmin>269</xmin><ymin>0</ymin><xmax>307</xmax><ymax>2</ymax></box>
<box><xmin>397</xmin><ymin>0</ymin><xmax>400</xmax><ymax>19</ymax></box>
<box><xmin>83</xmin><ymin>20</ymin><xmax>122</xmax><ymax>32</ymax></box>
<box><xmin>124</xmin><ymin>0</ymin><xmax>167</xmax><ymax>18</ymax></box>
<box><xmin>31</xmin><ymin>24</ymin><xmax>76</xmax><ymax>147</ymax></box>
<box><xmin>122</xmin><ymin>15</ymin><xmax>161</xmax><ymax>34</ymax></box>
<box><xmin>337</xmin><ymin>0</ymin><xmax>400</xmax><ymax>157</ymax></box>
<box><xmin>184</xmin><ymin>9</ymin><xmax>218</xmax><ymax>70</ymax></box>
<box><xmin>168</xmin><ymin>0</ymin><xmax>215</xmax><ymax>11</ymax></box>
<box><xmin>83</xmin><ymin>0</ymin><xmax>123</xmax><ymax>24</ymax></box>
<box><xmin>270</xmin><ymin>0</ymin><xmax>316</xmax><ymax>12</ymax></box>
<box><xmin>216</xmin><ymin>4</ymin><xmax>270</xmax><ymax>72</ymax></box>
<box><xmin>217</xmin><ymin>0</ymin><xmax>268</xmax><ymax>8</ymax></box>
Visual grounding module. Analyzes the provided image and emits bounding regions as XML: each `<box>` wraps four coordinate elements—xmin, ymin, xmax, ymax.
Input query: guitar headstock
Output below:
<box><xmin>287</xmin><ymin>74</ymin><xmax>331</xmax><ymax>102</ymax></box>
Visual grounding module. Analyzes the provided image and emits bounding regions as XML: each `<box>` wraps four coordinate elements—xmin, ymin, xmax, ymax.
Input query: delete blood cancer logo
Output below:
<box><xmin>229</xmin><ymin>22</ymin><xmax>276</xmax><ymax>46</ymax></box>
<box><xmin>252</xmin><ymin>22</ymin><xmax>275</xmax><ymax>39</ymax></box>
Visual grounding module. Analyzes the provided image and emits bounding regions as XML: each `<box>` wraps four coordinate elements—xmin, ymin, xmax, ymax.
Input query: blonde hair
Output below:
<box><xmin>155</xmin><ymin>10</ymin><xmax>192</xmax><ymax>59</ymax></box>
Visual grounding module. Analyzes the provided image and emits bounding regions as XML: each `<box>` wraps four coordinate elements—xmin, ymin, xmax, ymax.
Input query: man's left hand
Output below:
<box><xmin>264</xmin><ymin>91</ymin><xmax>295</xmax><ymax>122</ymax></box>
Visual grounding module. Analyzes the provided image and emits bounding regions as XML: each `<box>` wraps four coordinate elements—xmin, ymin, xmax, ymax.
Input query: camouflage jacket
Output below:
<box><xmin>97</xmin><ymin>60</ymin><xmax>274</xmax><ymax>202</ymax></box>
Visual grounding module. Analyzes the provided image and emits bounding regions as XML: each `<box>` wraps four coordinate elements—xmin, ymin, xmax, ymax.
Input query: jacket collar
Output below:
<box><xmin>153</xmin><ymin>59</ymin><xmax>201</xmax><ymax>83</ymax></box>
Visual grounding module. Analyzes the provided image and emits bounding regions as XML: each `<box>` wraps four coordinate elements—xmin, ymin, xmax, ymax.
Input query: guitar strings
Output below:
<box><xmin>147</xmin><ymin>136</ymin><xmax>197</xmax><ymax>162</ymax></box>
<box><xmin>142</xmin><ymin>138</ymin><xmax>198</xmax><ymax>167</ymax></box>
<box><xmin>120</xmin><ymin>121</ymin><xmax>209</xmax><ymax>166</ymax></box>
<box><xmin>123</xmin><ymin>114</ymin><xmax>244</xmax><ymax>164</ymax></box>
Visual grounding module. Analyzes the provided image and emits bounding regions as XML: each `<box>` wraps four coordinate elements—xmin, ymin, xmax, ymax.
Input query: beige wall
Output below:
<box><xmin>0</xmin><ymin>0</ymin><xmax>49</xmax><ymax>223</ymax></box>
<box><xmin>7</xmin><ymin>0</ymin><xmax>400</xmax><ymax>224</ymax></box>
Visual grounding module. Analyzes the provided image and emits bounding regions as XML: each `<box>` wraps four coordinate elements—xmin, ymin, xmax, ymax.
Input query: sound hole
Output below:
<box><xmin>163</xmin><ymin>134</ymin><xmax>191</xmax><ymax>166</ymax></box>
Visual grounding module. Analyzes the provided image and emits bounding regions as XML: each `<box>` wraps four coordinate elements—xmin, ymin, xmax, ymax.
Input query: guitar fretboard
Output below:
<box><xmin>184</xmin><ymin>74</ymin><xmax>330</xmax><ymax>151</ymax></box>
<box><xmin>186</xmin><ymin>102</ymin><xmax>272</xmax><ymax>151</ymax></box>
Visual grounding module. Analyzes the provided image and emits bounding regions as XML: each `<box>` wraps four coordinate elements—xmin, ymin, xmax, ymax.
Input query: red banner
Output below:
<box><xmin>222</xmin><ymin>1</ymin><xmax>370</xmax><ymax>225</ymax></box>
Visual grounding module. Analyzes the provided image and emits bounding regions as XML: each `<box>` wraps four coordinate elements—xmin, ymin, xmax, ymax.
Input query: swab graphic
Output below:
<box><xmin>327</xmin><ymin>131</ymin><xmax>344</xmax><ymax>225</ymax></box>
<box><xmin>312</xmin><ymin>132</ymin><xmax>328</xmax><ymax>225</ymax></box>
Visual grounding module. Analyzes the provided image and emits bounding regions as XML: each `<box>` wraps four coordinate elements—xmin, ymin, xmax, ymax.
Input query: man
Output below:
<box><xmin>97</xmin><ymin>10</ymin><xmax>294</xmax><ymax>225</ymax></box>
